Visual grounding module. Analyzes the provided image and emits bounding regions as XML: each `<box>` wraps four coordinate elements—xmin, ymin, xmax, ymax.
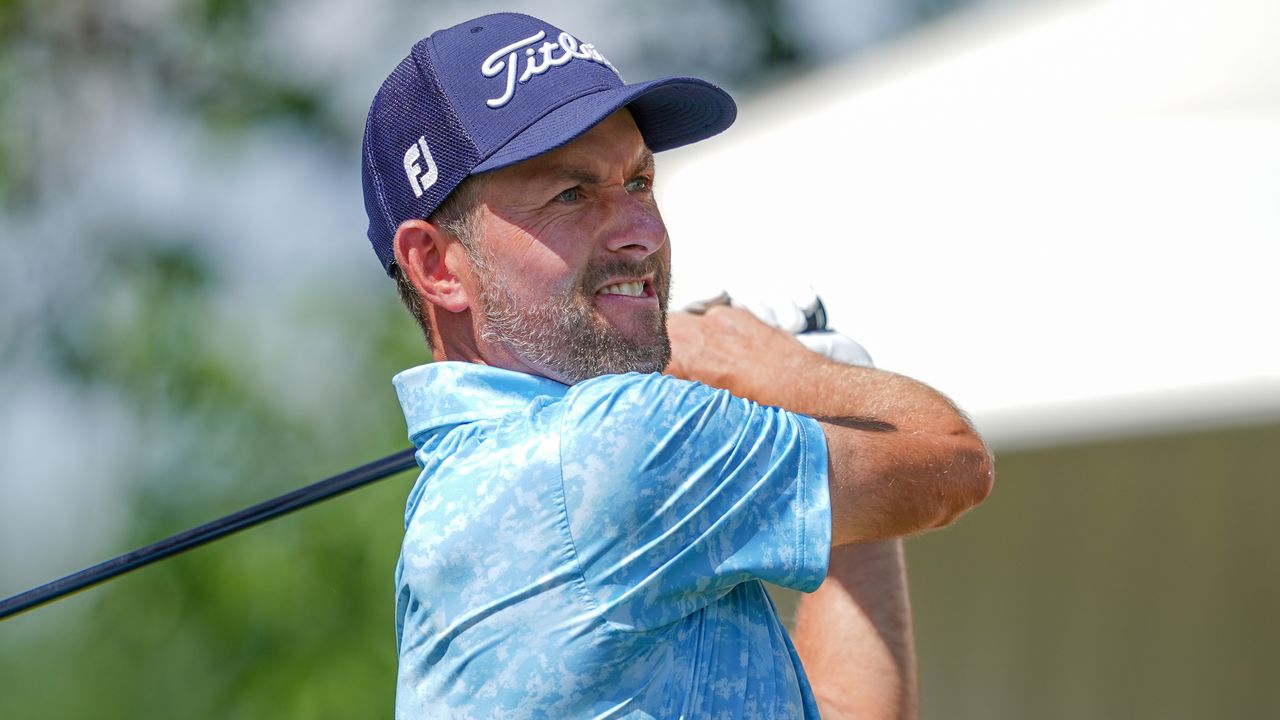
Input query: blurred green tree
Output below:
<box><xmin>0</xmin><ymin>1</ymin><xmax>421</xmax><ymax>716</ymax></box>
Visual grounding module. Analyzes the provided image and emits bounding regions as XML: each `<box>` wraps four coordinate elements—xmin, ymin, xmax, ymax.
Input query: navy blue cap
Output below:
<box><xmin>362</xmin><ymin>12</ymin><xmax>737</xmax><ymax>273</ymax></box>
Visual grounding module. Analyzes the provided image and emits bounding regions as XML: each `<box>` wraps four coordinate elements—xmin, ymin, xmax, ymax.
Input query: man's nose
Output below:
<box><xmin>600</xmin><ymin>193</ymin><xmax>666</xmax><ymax>258</ymax></box>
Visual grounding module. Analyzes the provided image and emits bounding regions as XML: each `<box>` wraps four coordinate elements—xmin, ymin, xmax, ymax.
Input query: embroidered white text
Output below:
<box><xmin>481</xmin><ymin>30</ymin><xmax>618</xmax><ymax>109</ymax></box>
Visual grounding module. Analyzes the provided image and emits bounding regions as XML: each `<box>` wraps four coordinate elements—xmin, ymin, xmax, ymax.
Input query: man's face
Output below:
<box><xmin>463</xmin><ymin>109</ymin><xmax>671</xmax><ymax>384</ymax></box>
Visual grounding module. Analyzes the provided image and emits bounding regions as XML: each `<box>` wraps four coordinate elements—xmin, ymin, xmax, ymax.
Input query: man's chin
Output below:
<box><xmin>476</xmin><ymin>287</ymin><xmax>670</xmax><ymax>383</ymax></box>
<box><xmin>548</xmin><ymin>320</ymin><xmax>671</xmax><ymax>383</ymax></box>
<box><xmin>602</xmin><ymin>319</ymin><xmax>666</xmax><ymax>352</ymax></box>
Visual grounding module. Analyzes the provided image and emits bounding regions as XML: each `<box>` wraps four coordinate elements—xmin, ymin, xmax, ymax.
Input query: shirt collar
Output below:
<box><xmin>392</xmin><ymin>361</ymin><xmax>569</xmax><ymax>444</ymax></box>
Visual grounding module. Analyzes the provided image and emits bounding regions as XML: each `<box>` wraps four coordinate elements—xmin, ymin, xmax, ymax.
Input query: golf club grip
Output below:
<box><xmin>0</xmin><ymin>447</ymin><xmax>419</xmax><ymax>621</ymax></box>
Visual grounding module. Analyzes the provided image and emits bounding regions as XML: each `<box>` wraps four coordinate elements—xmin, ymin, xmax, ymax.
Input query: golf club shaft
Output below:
<box><xmin>0</xmin><ymin>447</ymin><xmax>419</xmax><ymax>621</ymax></box>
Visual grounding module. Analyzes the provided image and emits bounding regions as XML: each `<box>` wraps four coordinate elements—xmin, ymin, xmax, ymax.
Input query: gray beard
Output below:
<box><xmin>473</xmin><ymin>256</ymin><xmax>672</xmax><ymax>385</ymax></box>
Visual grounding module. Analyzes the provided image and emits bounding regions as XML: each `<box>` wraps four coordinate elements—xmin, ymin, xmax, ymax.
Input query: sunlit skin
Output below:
<box><xmin>392</xmin><ymin>109</ymin><xmax>668</xmax><ymax>383</ymax></box>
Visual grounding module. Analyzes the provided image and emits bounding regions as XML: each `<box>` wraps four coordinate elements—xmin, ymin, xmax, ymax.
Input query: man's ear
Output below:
<box><xmin>392</xmin><ymin>219</ymin><xmax>471</xmax><ymax>313</ymax></box>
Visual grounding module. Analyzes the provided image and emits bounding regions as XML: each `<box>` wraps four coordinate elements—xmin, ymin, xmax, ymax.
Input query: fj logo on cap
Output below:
<box><xmin>481</xmin><ymin>30</ymin><xmax>618</xmax><ymax>109</ymax></box>
<box><xmin>403</xmin><ymin>136</ymin><xmax>438</xmax><ymax>198</ymax></box>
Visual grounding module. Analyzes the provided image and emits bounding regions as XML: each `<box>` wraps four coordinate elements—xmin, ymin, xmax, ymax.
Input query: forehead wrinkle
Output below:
<box><xmin>547</xmin><ymin>165</ymin><xmax>601</xmax><ymax>185</ymax></box>
<box><xmin>538</xmin><ymin>146</ymin><xmax>654</xmax><ymax>186</ymax></box>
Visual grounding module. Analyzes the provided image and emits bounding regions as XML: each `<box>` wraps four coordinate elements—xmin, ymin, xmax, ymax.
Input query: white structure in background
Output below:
<box><xmin>659</xmin><ymin>0</ymin><xmax>1280</xmax><ymax>449</ymax></box>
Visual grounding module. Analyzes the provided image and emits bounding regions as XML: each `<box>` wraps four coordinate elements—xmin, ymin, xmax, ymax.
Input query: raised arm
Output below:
<box><xmin>666</xmin><ymin>306</ymin><xmax>994</xmax><ymax>545</ymax></box>
<box><xmin>666</xmin><ymin>306</ymin><xmax>993</xmax><ymax>720</ymax></box>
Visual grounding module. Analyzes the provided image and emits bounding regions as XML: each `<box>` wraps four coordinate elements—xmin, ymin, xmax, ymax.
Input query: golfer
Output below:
<box><xmin>361</xmin><ymin>12</ymin><xmax>993</xmax><ymax>719</ymax></box>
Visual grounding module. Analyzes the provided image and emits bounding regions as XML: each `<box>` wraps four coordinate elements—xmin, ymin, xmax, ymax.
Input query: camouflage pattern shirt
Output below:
<box><xmin>393</xmin><ymin>362</ymin><xmax>831</xmax><ymax>719</ymax></box>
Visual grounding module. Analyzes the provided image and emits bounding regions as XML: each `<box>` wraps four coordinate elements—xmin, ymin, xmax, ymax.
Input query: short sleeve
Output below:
<box><xmin>557</xmin><ymin>373</ymin><xmax>831</xmax><ymax>631</ymax></box>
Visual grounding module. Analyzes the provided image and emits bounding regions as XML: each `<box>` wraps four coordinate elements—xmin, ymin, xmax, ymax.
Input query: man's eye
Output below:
<box><xmin>626</xmin><ymin>177</ymin><xmax>650</xmax><ymax>192</ymax></box>
<box><xmin>555</xmin><ymin>187</ymin><xmax>580</xmax><ymax>202</ymax></box>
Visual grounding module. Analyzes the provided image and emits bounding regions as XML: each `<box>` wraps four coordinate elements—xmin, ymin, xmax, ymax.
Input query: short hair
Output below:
<box><xmin>391</xmin><ymin>174</ymin><xmax>487</xmax><ymax>348</ymax></box>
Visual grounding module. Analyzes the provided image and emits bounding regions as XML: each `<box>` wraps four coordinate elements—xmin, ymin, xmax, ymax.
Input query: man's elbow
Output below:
<box><xmin>828</xmin><ymin>428</ymin><xmax>996</xmax><ymax>543</ymax></box>
<box><xmin>930</xmin><ymin>435</ymin><xmax>995</xmax><ymax>529</ymax></box>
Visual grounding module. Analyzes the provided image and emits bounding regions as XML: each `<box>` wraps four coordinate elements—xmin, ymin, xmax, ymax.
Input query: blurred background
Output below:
<box><xmin>1</xmin><ymin>0</ymin><xmax>1276</xmax><ymax>717</ymax></box>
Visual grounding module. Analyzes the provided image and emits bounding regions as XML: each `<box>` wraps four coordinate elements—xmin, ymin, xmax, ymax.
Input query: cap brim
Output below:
<box><xmin>472</xmin><ymin>76</ymin><xmax>736</xmax><ymax>174</ymax></box>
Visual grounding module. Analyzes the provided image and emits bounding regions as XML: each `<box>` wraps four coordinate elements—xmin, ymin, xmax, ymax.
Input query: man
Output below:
<box><xmin>361</xmin><ymin>13</ymin><xmax>993</xmax><ymax>719</ymax></box>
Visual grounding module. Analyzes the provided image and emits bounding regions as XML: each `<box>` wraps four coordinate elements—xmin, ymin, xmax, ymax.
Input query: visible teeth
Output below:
<box><xmin>598</xmin><ymin>281</ymin><xmax>645</xmax><ymax>297</ymax></box>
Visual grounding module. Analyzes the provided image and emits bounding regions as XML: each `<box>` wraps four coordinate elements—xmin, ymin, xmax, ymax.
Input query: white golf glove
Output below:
<box><xmin>794</xmin><ymin>331</ymin><xmax>874</xmax><ymax>368</ymax></box>
<box><xmin>681</xmin><ymin>286</ymin><xmax>875</xmax><ymax>368</ymax></box>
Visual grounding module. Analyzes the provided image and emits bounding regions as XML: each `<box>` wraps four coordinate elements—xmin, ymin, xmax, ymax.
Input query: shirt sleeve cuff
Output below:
<box><xmin>791</xmin><ymin>413</ymin><xmax>831</xmax><ymax>593</ymax></box>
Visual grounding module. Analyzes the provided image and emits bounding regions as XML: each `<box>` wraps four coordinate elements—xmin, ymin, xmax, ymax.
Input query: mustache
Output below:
<box><xmin>578</xmin><ymin>256</ymin><xmax>670</xmax><ymax>297</ymax></box>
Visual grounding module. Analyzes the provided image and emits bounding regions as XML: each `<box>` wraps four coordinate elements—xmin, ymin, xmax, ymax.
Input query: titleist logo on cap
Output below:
<box><xmin>481</xmin><ymin>30</ymin><xmax>619</xmax><ymax>109</ymax></box>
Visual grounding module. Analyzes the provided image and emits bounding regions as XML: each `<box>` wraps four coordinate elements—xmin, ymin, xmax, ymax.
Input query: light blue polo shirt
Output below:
<box><xmin>392</xmin><ymin>361</ymin><xmax>831</xmax><ymax>719</ymax></box>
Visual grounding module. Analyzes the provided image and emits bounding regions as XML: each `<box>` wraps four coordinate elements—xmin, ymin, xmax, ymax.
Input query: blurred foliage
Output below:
<box><xmin>0</xmin><ymin>0</ymin><xmax>347</xmax><ymax>213</ymax></box>
<box><xmin>741</xmin><ymin>0</ymin><xmax>803</xmax><ymax>69</ymax></box>
<box><xmin>1</xmin><ymin>230</ymin><xmax>423</xmax><ymax>717</ymax></box>
<box><xmin>0</xmin><ymin>1</ymin><xmax>419</xmax><ymax>713</ymax></box>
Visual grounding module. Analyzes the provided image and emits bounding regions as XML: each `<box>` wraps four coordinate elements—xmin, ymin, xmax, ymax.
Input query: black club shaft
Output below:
<box><xmin>0</xmin><ymin>447</ymin><xmax>418</xmax><ymax>621</ymax></box>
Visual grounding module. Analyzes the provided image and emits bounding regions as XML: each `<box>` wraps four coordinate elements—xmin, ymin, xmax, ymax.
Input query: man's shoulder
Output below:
<box><xmin>565</xmin><ymin>371</ymin><xmax>714</xmax><ymax>410</ymax></box>
<box><xmin>558</xmin><ymin>372</ymin><xmax>733</xmax><ymax>433</ymax></box>
<box><xmin>556</xmin><ymin>372</ymin><xmax>765</xmax><ymax>466</ymax></box>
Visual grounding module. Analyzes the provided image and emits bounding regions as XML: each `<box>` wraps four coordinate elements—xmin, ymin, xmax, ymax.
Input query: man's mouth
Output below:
<box><xmin>595</xmin><ymin>279</ymin><xmax>652</xmax><ymax>298</ymax></box>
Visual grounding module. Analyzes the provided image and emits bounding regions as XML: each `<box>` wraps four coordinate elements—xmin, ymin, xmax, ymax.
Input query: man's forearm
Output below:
<box><xmin>792</xmin><ymin>540</ymin><xmax>918</xmax><ymax>720</ymax></box>
<box><xmin>668</xmin><ymin>307</ymin><xmax>992</xmax><ymax>542</ymax></box>
<box><xmin>667</xmin><ymin>307</ymin><xmax>980</xmax><ymax>442</ymax></box>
